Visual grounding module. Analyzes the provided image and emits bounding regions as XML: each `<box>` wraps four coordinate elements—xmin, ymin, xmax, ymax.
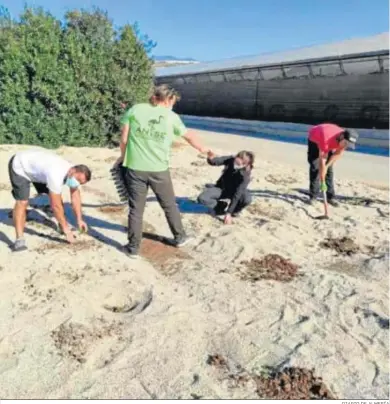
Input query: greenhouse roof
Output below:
<box><xmin>155</xmin><ymin>33</ymin><xmax>389</xmax><ymax>77</ymax></box>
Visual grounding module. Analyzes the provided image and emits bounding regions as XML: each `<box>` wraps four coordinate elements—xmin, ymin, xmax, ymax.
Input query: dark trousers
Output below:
<box><xmin>123</xmin><ymin>168</ymin><xmax>185</xmax><ymax>253</ymax></box>
<box><xmin>197</xmin><ymin>186</ymin><xmax>252</xmax><ymax>214</ymax></box>
<box><xmin>307</xmin><ymin>140</ymin><xmax>335</xmax><ymax>200</ymax></box>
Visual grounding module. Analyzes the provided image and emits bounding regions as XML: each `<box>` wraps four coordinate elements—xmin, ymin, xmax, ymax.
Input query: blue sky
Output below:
<box><xmin>1</xmin><ymin>0</ymin><xmax>389</xmax><ymax>61</ymax></box>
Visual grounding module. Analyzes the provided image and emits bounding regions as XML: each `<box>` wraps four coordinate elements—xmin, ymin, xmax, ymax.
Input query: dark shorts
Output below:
<box><xmin>8</xmin><ymin>156</ymin><xmax>49</xmax><ymax>201</ymax></box>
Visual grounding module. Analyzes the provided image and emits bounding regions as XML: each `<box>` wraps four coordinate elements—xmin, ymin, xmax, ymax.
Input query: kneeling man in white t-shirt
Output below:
<box><xmin>8</xmin><ymin>148</ymin><xmax>92</xmax><ymax>251</ymax></box>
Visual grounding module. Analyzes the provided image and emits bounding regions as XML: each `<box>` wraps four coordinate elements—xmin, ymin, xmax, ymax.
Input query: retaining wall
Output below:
<box><xmin>182</xmin><ymin>115</ymin><xmax>389</xmax><ymax>154</ymax></box>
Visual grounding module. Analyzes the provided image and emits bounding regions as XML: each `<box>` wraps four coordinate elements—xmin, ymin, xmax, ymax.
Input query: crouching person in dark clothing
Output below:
<box><xmin>197</xmin><ymin>151</ymin><xmax>254</xmax><ymax>225</ymax></box>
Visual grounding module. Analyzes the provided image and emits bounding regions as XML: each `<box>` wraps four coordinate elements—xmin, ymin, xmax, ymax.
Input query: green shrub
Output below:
<box><xmin>0</xmin><ymin>6</ymin><xmax>155</xmax><ymax>148</ymax></box>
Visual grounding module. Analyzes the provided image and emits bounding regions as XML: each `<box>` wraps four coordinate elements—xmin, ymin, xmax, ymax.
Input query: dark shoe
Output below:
<box><xmin>174</xmin><ymin>235</ymin><xmax>194</xmax><ymax>248</ymax></box>
<box><xmin>328</xmin><ymin>199</ymin><xmax>339</xmax><ymax>207</ymax></box>
<box><xmin>308</xmin><ymin>197</ymin><xmax>317</xmax><ymax>205</ymax></box>
<box><xmin>13</xmin><ymin>238</ymin><xmax>28</xmax><ymax>252</ymax></box>
<box><xmin>122</xmin><ymin>244</ymin><xmax>139</xmax><ymax>258</ymax></box>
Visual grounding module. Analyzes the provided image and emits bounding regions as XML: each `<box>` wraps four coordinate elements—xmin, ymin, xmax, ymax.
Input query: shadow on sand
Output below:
<box><xmin>0</xmin><ymin>201</ymin><xmax>173</xmax><ymax>252</ymax></box>
<box><xmin>293</xmin><ymin>188</ymin><xmax>389</xmax><ymax>207</ymax></box>
<box><xmin>145</xmin><ymin>196</ymin><xmax>209</xmax><ymax>215</ymax></box>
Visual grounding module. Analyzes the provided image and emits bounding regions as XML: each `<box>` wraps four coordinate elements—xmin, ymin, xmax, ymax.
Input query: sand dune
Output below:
<box><xmin>0</xmin><ymin>131</ymin><xmax>388</xmax><ymax>399</ymax></box>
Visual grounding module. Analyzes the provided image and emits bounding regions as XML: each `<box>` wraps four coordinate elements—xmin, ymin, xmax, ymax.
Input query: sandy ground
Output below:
<box><xmin>0</xmin><ymin>130</ymin><xmax>389</xmax><ymax>399</ymax></box>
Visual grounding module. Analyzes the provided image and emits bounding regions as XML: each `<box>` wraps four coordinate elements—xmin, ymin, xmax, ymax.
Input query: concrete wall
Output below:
<box><xmin>181</xmin><ymin>115</ymin><xmax>389</xmax><ymax>152</ymax></box>
<box><xmin>157</xmin><ymin>55</ymin><xmax>389</xmax><ymax>129</ymax></box>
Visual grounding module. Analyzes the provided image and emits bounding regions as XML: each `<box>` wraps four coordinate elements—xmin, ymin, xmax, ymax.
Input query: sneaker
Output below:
<box><xmin>122</xmin><ymin>244</ymin><xmax>139</xmax><ymax>259</ymax></box>
<box><xmin>13</xmin><ymin>238</ymin><xmax>27</xmax><ymax>252</ymax></box>
<box><xmin>174</xmin><ymin>235</ymin><xmax>193</xmax><ymax>248</ymax></box>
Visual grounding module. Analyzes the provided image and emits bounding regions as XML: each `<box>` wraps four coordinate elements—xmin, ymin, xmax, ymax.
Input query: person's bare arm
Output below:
<box><xmin>119</xmin><ymin>124</ymin><xmax>130</xmax><ymax>161</ymax></box>
<box><xmin>319</xmin><ymin>152</ymin><xmax>327</xmax><ymax>182</ymax></box>
<box><xmin>325</xmin><ymin>148</ymin><xmax>344</xmax><ymax>170</ymax></box>
<box><xmin>70</xmin><ymin>187</ymin><xmax>87</xmax><ymax>232</ymax></box>
<box><xmin>70</xmin><ymin>188</ymin><xmax>82</xmax><ymax>222</ymax></box>
<box><xmin>49</xmin><ymin>193</ymin><xmax>74</xmax><ymax>241</ymax></box>
<box><xmin>183</xmin><ymin>131</ymin><xmax>208</xmax><ymax>154</ymax></box>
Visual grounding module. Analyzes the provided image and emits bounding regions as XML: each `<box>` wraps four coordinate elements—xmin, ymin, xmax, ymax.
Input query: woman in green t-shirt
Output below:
<box><xmin>118</xmin><ymin>85</ymin><xmax>211</xmax><ymax>257</ymax></box>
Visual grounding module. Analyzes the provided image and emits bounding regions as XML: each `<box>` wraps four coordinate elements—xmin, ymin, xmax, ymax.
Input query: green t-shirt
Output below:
<box><xmin>120</xmin><ymin>103</ymin><xmax>187</xmax><ymax>172</ymax></box>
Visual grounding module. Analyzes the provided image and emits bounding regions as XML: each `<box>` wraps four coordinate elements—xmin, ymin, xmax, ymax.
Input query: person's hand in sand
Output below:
<box><xmin>224</xmin><ymin>213</ymin><xmax>233</xmax><ymax>225</ymax></box>
<box><xmin>64</xmin><ymin>228</ymin><xmax>76</xmax><ymax>244</ymax></box>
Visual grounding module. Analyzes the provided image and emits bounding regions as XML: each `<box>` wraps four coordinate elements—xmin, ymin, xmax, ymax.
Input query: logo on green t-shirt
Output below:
<box><xmin>131</xmin><ymin>115</ymin><xmax>166</xmax><ymax>142</ymax></box>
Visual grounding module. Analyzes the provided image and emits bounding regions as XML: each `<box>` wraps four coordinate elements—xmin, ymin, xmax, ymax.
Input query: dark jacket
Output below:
<box><xmin>207</xmin><ymin>155</ymin><xmax>251</xmax><ymax>214</ymax></box>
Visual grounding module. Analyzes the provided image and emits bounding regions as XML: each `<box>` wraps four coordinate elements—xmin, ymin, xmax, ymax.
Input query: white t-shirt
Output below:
<box><xmin>12</xmin><ymin>149</ymin><xmax>72</xmax><ymax>194</ymax></box>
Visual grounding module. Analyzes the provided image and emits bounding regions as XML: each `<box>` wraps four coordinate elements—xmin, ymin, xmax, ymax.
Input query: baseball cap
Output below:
<box><xmin>343</xmin><ymin>129</ymin><xmax>359</xmax><ymax>149</ymax></box>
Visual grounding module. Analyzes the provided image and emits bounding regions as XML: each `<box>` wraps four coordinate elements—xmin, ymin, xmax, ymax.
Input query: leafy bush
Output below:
<box><xmin>0</xmin><ymin>6</ymin><xmax>155</xmax><ymax>148</ymax></box>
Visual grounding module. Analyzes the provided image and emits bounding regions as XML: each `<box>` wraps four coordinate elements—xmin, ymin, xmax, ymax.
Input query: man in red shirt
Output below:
<box><xmin>307</xmin><ymin>123</ymin><xmax>358</xmax><ymax>205</ymax></box>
